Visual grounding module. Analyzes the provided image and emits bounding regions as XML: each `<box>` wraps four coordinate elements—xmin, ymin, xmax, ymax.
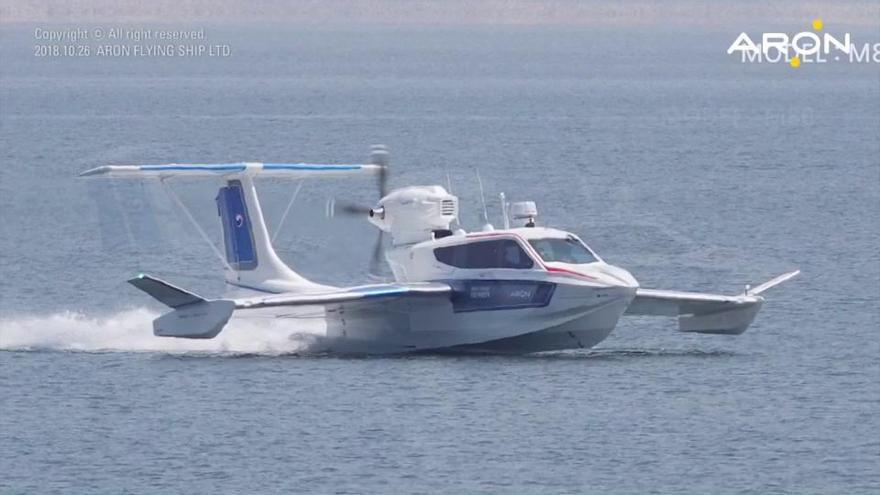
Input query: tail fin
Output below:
<box><xmin>129</xmin><ymin>274</ymin><xmax>206</xmax><ymax>307</ymax></box>
<box><xmin>216</xmin><ymin>177</ymin><xmax>328</xmax><ymax>293</ymax></box>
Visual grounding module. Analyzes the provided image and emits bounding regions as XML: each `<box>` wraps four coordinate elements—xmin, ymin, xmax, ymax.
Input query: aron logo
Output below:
<box><xmin>728</xmin><ymin>19</ymin><xmax>880</xmax><ymax>68</ymax></box>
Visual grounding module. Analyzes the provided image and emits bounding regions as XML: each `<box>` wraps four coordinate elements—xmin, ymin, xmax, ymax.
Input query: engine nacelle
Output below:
<box><xmin>368</xmin><ymin>186</ymin><xmax>458</xmax><ymax>245</ymax></box>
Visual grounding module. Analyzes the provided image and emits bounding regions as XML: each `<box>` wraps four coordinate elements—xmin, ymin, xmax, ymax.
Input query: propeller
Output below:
<box><xmin>327</xmin><ymin>145</ymin><xmax>390</xmax><ymax>278</ymax></box>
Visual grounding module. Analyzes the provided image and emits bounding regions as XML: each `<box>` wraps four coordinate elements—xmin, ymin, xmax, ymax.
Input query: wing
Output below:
<box><xmin>129</xmin><ymin>274</ymin><xmax>452</xmax><ymax>341</ymax></box>
<box><xmin>79</xmin><ymin>162</ymin><xmax>383</xmax><ymax>179</ymax></box>
<box><xmin>624</xmin><ymin>270</ymin><xmax>799</xmax><ymax>335</ymax></box>
<box><xmin>232</xmin><ymin>282</ymin><xmax>455</xmax><ymax>353</ymax></box>
<box><xmin>232</xmin><ymin>282</ymin><xmax>452</xmax><ymax>309</ymax></box>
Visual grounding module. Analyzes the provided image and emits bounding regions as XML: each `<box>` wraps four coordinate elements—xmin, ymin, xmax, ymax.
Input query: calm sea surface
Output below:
<box><xmin>1</xmin><ymin>23</ymin><xmax>878</xmax><ymax>494</ymax></box>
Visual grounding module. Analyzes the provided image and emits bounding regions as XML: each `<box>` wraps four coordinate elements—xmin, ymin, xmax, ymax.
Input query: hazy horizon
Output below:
<box><xmin>2</xmin><ymin>0</ymin><xmax>878</xmax><ymax>29</ymax></box>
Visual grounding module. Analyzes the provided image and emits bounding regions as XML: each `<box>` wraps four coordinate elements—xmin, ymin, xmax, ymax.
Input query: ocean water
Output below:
<box><xmin>1</xmin><ymin>23</ymin><xmax>879</xmax><ymax>494</ymax></box>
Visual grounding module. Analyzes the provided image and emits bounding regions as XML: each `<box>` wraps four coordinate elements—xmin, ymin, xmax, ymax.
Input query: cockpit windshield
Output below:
<box><xmin>528</xmin><ymin>236</ymin><xmax>599</xmax><ymax>264</ymax></box>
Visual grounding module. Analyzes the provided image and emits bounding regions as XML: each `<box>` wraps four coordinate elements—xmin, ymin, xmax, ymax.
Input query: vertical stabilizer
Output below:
<box><xmin>216</xmin><ymin>177</ymin><xmax>330</xmax><ymax>293</ymax></box>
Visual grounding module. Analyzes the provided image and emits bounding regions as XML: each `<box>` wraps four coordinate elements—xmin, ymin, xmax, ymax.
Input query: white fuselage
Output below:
<box><xmin>88</xmin><ymin>163</ymin><xmax>791</xmax><ymax>353</ymax></box>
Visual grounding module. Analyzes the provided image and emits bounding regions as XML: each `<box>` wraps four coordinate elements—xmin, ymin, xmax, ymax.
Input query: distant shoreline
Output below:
<box><xmin>2</xmin><ymin>0</ymin><xmax>878</xmax><ymax>28</ymax></box>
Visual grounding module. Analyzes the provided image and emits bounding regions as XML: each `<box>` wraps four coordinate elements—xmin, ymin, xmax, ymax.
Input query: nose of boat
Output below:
<box><xmin>596</xmin><ymin>264</ymin><xmax>640</xmax><ymax>290</ymax></box>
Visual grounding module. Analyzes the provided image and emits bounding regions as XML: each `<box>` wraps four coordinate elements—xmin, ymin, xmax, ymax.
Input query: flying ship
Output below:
<box><xmin>79</xmin><ymin>146</ymin><xmax>799</xmax><ymax>354</ymax></box>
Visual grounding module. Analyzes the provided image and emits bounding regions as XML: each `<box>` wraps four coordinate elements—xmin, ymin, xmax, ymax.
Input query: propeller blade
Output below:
<box><xmin>326</xmin><ymin>146</ymin><xmax>391</xmax><ymax>278</ymax></box>
<box><xmin>327</xmin><ymin>145</ymin><xmax>389</xmax><ymax>219</ymax></box>
<box><xmin>368</xmin><ymin>231</ymin><xmax>386</xmax><ymax>278</ymax></box>
<box><xmin>339</xmin><ymin>203</ymin><xmax>372</xmax><ymax>215</ymax></box>
<box><xmin>326</xmin><ymin>199</ymin><xmax>372</xmax><ymax>218</ymax></box>
<box><xmin>368</xmin><ymin>147</ymin><xmax>389</xmax><ymax>276</ymax></box>
<box><xmin>369</xmin><ymin>144</ymin><xmax>390</xmax><ymax>198</ymax></box>
<box><xmin>378</xmin><ymin>163</ymin><xmax>389</xmax><ymax>198</ymax></box>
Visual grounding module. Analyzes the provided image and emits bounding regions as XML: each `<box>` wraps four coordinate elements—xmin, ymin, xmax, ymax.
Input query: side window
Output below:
<box><xmin>434</xmin><ymin>239</ymin><xmax>534</xmax><ymax>269</ymax></box>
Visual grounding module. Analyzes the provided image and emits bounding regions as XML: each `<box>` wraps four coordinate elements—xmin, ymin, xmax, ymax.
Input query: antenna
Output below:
<box><xmin>475</xmin><ymin>169</ymin><xmax>493</xmax><ymax>231</ymax></box>
<box><xmin>500</xmin><ymin>192</ymin><xmax>510</xmax><ymax>229</ymax></box>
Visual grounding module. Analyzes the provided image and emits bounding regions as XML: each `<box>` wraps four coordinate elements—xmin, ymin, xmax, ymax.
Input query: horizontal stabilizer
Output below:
<box><xmin>128</xmin><ymin>274</ymin><xmax>206</xmax><ymax>308</ymax></box>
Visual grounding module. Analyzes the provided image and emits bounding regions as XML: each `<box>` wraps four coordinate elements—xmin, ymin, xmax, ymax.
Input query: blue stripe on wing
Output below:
<box><xmin>263</xmin><ymin>163</ymin><xmax>363</xmax><ymax>171</ymax></box>
<box><xmin>139</xmin><ymin>164</ymin><xmax>248</xmax><ymax>172</ymax></box>
<box><xmin>349</xmin><ymin>286</ymin><xmax>410</xmax><ymax>298</ymax></box>
<box><xmin>231</xmin><ymin>283</ymin><xmax>451</xmax><ymax>310</ymax></box>
<box><xmin>135</xmin><ymin>163</ymin><xmax>363</xmax><ymax>173</ymax></box>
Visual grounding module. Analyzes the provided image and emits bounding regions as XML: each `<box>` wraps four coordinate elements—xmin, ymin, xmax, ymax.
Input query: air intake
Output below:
<box><xmin>441</xmin><ymin>200</ymin><xmax>456</xmax><ymax>216</ymax></box>
<box><xmin>440</xmin><ymin>199</ymin><xmax>455</xmax><ymax>217</ymax></box>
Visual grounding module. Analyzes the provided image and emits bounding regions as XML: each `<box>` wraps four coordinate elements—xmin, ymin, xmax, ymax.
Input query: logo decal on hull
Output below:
<box><xmin>451</xmin><ymin>280</ymin><xmax>555</xmax><ymax>313</ymax></box>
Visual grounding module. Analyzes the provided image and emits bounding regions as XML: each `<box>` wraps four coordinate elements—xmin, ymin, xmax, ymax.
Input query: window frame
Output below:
<box><xmin>527</xmin><ymin>235</ymin><xmax>602</xmax><ymax>265</ymax></box>
<box><xmin>433</xmin><ymin>237</ymin><xmax>537</xmax><ymax>270</ymax></box>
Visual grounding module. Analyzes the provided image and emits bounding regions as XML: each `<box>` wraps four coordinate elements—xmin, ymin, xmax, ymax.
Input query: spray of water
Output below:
<box><xmin>0</xmin><ymin>308</ymin><xmax>326</xmax><ymax>355</ymax></box>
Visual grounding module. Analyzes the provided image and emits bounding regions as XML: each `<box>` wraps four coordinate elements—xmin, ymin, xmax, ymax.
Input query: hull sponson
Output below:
<box><xmin>450</xmin><ymin>291</ymin><xmax>633</xmax><ymax>353</ymax></box>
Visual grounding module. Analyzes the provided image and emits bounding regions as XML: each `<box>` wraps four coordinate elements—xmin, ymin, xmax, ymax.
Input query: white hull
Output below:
<box><xmin>234</xmin><ymin>284</ymin><xmax>636</xmax><ymax>354</ymax></box>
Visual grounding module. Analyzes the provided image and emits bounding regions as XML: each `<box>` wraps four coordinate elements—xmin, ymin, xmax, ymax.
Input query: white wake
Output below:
<box><xmin>0</xmin><ymin>308</ymin><xmax>326</xmax><ymax>355</ymax></box>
